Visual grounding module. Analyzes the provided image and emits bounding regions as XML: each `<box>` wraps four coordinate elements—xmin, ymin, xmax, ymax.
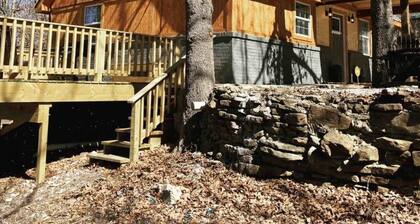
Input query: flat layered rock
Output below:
<box><xmin>371</xmin><ymin>103</ymin><xmax>403</xmax><ymax>112</ymax></box>
<box><xmin>359</xmin><ymin>164</ymin><xmax>400</xmax><ymax>176</ymax></box>
<box><xmin>376</xmin><ymin>137</ymin><xmax>412</xmax><ymax>153</ymax></box>
<box><xmin>259</xmin><ymin>137</ymin><xmax>306</xmax><ymax>154</ymax></box>
<box><xmin>259</xmin><ymin>146</ymin><xmax>304</xmax><ymax>162</ymax></box>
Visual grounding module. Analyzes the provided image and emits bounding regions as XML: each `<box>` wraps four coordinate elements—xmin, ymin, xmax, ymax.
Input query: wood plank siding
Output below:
<box><xmin>48</xmin><ymin>0</ymin><xmax>233</xmax><ymax>36</ymax></box>
<box><xmin>44</xmin><ymin>0</ymin><xmax>371</xmax><ymax>50</ymax></box>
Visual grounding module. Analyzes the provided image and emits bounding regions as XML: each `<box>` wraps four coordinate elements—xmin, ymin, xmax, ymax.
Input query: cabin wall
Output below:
<box><xmin>315</xmin><ymin>6</ymin><xmax>329</xmax><ymax>46</ymax></box>
<box><xmin>50</xmin><ymin>0</ymin><xmax>232</xmax><ymax>36</ymax></box>
<box><xmin>48</xmin><ymin>0</ymin><xmax>373</xmax><ymax>84</ymax></box>
<box><xmin>231</xmin><ymin>0</ymin><xmax>317</xmax><ymax>46</ymax></box>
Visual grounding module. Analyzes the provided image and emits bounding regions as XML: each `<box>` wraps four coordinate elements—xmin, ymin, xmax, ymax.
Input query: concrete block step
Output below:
<box><xmin>87</xmin><ymin>151</ymin><xmax>130</xmax><ymax>164</ymax></box>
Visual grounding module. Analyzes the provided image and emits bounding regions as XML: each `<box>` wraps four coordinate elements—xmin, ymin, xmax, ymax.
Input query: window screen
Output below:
<box><xmin>359</xmin><ymin>21</ymin><xmax>370</xmax><ymax>55</ymax></box>
<box><xmin>84</xmin><ymin>5</ymin><xmax>101</xmax><ymax>26</ymax></box>
<box><xmin>332</xmin><ymin>17</ymin><xmax>341</xmax><ymax>34</ymax></box>
<box><xmin>295</xmin><ymin>2</ymin><xmax>311</xmax><ymax>36</ymax></box>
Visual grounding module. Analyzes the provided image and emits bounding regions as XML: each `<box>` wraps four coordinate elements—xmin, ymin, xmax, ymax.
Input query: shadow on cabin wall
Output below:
<box><xmin>0</xmin><ymin>102</ymin><xmax>131</xmax><ymax>177</ymax></box>
<box><xmin>213</xmin><ymin>0</ymin><xmax>373</xmax><ymax>85</ymax></box>
<box><xmin>214</xmin><ymin>0</ymin><xmax>328</xmax><ymax>85</ymax></box>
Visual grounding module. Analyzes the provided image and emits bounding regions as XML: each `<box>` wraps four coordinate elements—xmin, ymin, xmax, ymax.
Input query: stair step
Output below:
<box><xmin>115</xmin><ymin>128</ymin><xmax>163</xmax><ymax>136</ymax></box>
<box><xmin>115</xmin><ymin>127</ymin><xmax>130</xmax><ymax>133</ymax></box>
<box><xmin>87</xmin><ymin>151</ymin><xmax>130</xmax><ymax>164</ymax></box>
<box><xmin>101</xmin><ymin>140</ymin><xmax>150</xmax><ymax>150</ymax></box>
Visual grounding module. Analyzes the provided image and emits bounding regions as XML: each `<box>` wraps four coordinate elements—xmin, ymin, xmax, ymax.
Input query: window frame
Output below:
<box><xmin>331</xmin><ymin>16</ymin><xmax>342</xmax><ymax>35</ymax></box>
<box><xmin>84</xmin><ymin>4</ymin><xmax>102</xmax><ymax>27</ymax></box>
<box><xmin>359</xmin><ymin>19</ymin><xmax>370</xmax><ymax>56</ymax></box>
<box><xmin>295</xmin><ymin>1</ymin><xmax>312</xmax><ymax>37</ymax></box>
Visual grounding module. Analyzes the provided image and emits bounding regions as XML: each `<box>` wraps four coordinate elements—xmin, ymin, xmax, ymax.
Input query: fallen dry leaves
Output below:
<box><xmin>0</xmin><ymin>147</ymin><xmax>419</xmax><ymax>224</ymax></box>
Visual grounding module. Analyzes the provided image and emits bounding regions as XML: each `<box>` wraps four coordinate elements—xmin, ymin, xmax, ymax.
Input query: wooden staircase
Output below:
<box><xmin>87</xmin><ymin>57</ymin><xmax>186</xmax><ymax>164</ymax></box>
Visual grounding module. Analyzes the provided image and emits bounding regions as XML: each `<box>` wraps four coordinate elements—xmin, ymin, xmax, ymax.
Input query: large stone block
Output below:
<box><xmin>370</xmin><ymin>111</ymin><xmax>420</xmax><ymax>137</ymax></box>
<box><xmin>320</xmin><ymin>130</ymin><xmax>355</xmax><ymax>158</ymax></box>
<box><xmin>309</xmin><ymin>105</ymin><xmax>352</xmax><ymax>130</ymax></box>
<box><xmin>376</xmin><ymin>137</ymin><xmax>412</xmax><ymax>153</ymax></box>
<box><xmin>353</xmin><ymin>143</ymin><xmax>379</xmax><ymax>162</ymax></box>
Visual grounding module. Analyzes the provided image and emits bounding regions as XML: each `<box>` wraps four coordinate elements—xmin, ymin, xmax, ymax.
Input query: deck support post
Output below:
<box><xmin>129</xmin><ymin>101</ymin><xmax>141</xmax><ymax>162</ymax></box>
<box><xmin>33</xmin><ymin>104</ymin><xmax>51</xmax><ymax>184</ymax></box>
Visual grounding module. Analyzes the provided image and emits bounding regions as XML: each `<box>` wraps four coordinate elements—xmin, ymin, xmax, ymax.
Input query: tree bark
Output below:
<box><xmin>400</xmin><ymin>0</ymin><xmax>412</xmax><ymax>36</ymax></box>
<box><xmin>179</xmin><ymin>0</ymin><xmax>215</xmax><ymax>150</ymax></box>
<box><xmin>371</xmin><ymin>0</ymin><xmax>394</xmax><ymax>87</ymax></box>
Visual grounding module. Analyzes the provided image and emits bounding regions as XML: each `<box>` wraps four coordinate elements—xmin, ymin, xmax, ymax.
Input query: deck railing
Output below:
<box><xmin>0</xmin><ymin>16</ymin><xmax>182</xmax><ymax>81</ymax></box>
<box><xmin>127</xmin><ymin>56</ymin><xmax>186</xmax><ymax>161</ymax></box>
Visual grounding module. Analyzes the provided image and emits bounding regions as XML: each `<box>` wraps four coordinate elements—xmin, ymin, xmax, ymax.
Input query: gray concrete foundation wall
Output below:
<box><xmin>213</xmin><ymin>32</ymin><xmax>325</xmax><ymax>85</ymax></box>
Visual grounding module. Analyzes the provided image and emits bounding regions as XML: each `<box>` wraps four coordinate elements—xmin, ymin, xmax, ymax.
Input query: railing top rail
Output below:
<box><xmin>0</xmin><ymin>15</ymin><xmax>181</xmax><ymax>39</ymax></box>
<box><xmin>128</xmin><ymin>56</ymin><xmax>186</xmax><ymax>104</ymax></box>
<box><xmin>0</xmin><ymin>15</ymin><xmax>128</xmax><ymax>35</ymax></box>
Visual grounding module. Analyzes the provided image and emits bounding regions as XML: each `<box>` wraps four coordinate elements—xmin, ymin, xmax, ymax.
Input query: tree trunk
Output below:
<box><xmin>179</xmin><ymin>0</ymin><xmax>215</xmax><ymax>150</ymax></box>
<box><xmin>400</xmin><ymin>0</ymin><xmax>412</xmax><ymax>36</ymax></box>
<box><xmin>371</xmin><ymin>0</ymin><xmax>394</xmax><ymax>87</ymax></box>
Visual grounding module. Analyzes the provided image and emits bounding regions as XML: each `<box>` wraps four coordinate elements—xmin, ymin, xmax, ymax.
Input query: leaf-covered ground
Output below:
<box><xmin>0</xmin><ymin>147</ymin><xmax>419</xmax><ymax>223</ymax></box>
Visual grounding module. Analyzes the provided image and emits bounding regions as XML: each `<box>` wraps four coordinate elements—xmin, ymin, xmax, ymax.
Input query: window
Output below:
<box><xmin>331</xmin><ymin>17</ymin><xmax>341</xmax><ymax>35</ymax></box>
<box><xmin>295</xmin><ymin>2</ymin><xmax>311</xmax><ymax>36</ymax></box>
<box><xmin>84</xmin><ymin>5</ymin><xmax>101</xmax><ymax>26</ymax></box>
<box><xmin>359</xmin><ymin>20</ymin><xmax>370</xmax><ymax>55</ymax></box>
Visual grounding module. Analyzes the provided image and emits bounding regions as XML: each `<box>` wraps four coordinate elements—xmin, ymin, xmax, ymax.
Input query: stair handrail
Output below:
<box><xmin>126</xmin><ymin>56</ymin><xmax>186</xmax><ymax>162</ymax></box>
<box><xmin>128</xmin><ymin>56</ymin><xmax>186</xmax><ymax>104</ymax></box>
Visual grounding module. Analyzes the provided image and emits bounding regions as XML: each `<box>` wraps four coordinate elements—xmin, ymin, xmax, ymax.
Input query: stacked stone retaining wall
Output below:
<box><xmin>199</xmin><ymin>85</ymin><xmax>420</xmax><ymax>191</ymax></box>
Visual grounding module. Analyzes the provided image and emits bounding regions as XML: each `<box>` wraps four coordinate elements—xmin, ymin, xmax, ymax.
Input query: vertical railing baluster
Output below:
<box><xmin>37</xmin><ymin>23</ymin><xmax>44</xmax><ymax>75</ymax></box>
<box><xmin>121</xmin><ymin>33</ymin><xmax>126</xmax><ymax>75</ymax></box>
<box><xmin>28</xmin><ymin>22</ymin><xmax>35</xmax><ymax>77</ymax></box>
<box><xmin>63</xmin><ymin>26</ymin><xmax>69</xmax><ymax>72</ymax></box>
<box><xmin>45</xmin><ymin>24</ymin><xmax>53</xmax><ymax>72</ymax></box>
<box><xmin>54</xmin><ymin>25</ymin><xmax>61</xmax><ymax>73</ymax></box>
<box><xmin>86</xmin><ymin>29</ymin><xmax>93</xmax><ymax>74</ymax></box>
<box><xmin>158</xmin><ymin>37</ymin><xmax>162</xmax><ymax>75</ymax></box>
<box><xmin>70</xmin><ymin>27</ymin><xmax>77</xmax><ymax>73</ymax></box>
<box><xmin>18</xmin><ymin>20</ymin><xmax>27</xmax><ymax>78</ymax></box>
<box><xmin>78</xmin><ymin>29</ymin><xmax>85</xmax><ymax>74</ymax></box>
<box><xmin>0</xmin><ymin>18</ymin><xmax>8</xmax><ymax>70</ymax></box>
<box><xmin>127</xmin><ymin>33</ymin><xmax>132</xmax><ymax>76</ymax></box>
<box><xmin>107</xmin><ymin>31</ymin><xmax>112</xmax><ymax>74</ymax></box>
<box><xmin>8</xmin><ymin>19</ymin><xmax>17</xmax><ymax>74</ymax></box>
<box><xmin>152</xmin><ymin>37</ymin><xmax>156</xmax><ymax>77</ymax></box>
<box><xmin>114</xmin><ymin>34</ymin><xmax>119</xmax><ymax>75</ymax></box>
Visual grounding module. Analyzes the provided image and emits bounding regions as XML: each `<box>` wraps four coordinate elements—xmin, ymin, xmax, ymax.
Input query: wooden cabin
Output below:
<box><xmin>35</xmin><ymin>0</ymin><xmax>420</xmax><ymax>84</ymax></box>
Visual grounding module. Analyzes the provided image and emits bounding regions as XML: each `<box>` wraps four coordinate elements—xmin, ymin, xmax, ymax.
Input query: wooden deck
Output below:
<box><xmin>0</xmin><ymin>16</ymin><xmax>186</xmax><ymax>184</ymax></box>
